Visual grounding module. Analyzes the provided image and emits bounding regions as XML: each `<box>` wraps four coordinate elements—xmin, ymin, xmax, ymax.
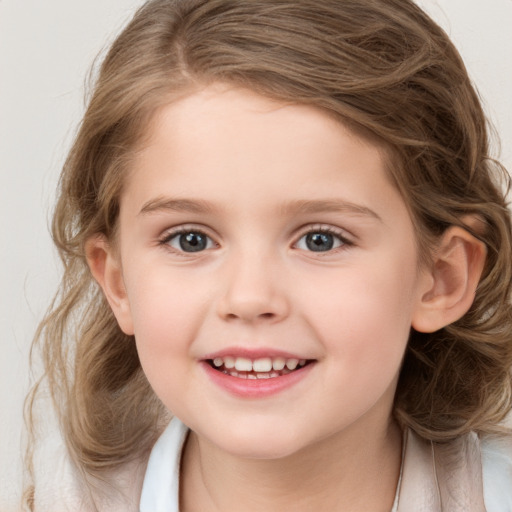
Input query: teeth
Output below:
<box><xmin>212</xmin><ymin>355</ymin><xmax>308</xmax><ymax>375</ymax></box>
<box><xmin>223</xmin><ymin>356</ymin><xmax>235</xmax><ymax>369</ymax></box>
<box><xmin>253</xmin><ymin>358</ymin><xmax>272</xmax><ymax>372</ymax></box>
<box><xmin>272</xmin><ymin>357</ymin><xmax>286</xmax><ymax>371</ymax></box>
<box><xmin>222</xmin><ymin>370</ymin><xmax>239</xmax><ymax>377</ymax></box>
<box><xmin>234</xmin><ymin>357</ymin><xmax>252</xmax><ymax>372</ymax></box>
<box><xmin>286</xmin><ymin>358</ymin><xmax>299</xmax><ymax>370</ymax></box>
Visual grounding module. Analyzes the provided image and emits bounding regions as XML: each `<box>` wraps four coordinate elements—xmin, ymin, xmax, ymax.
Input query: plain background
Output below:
<box><xmin>1</xmin><ymin>0</ymin><xmax>511</xmax><ymax>509</ymax></box>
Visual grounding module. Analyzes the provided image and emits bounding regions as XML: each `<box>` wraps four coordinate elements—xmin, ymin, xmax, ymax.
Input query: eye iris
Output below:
<box><xmin>179</xmin><ymin>232</ymin><xmax>207</xmax><ymax>252</ymax></box>
<box><xmin>306</xmin><ymin>233</ymin><xmax>334</xmax><ymax>252</ymax></box>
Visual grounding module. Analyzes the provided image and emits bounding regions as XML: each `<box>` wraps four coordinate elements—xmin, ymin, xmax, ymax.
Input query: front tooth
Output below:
<box><xmin>224</xmin><ymin>356</ymin><xmax>235</xmax><ymax>369</ymax></box>
<box><xmin>272</xmin><ymin>357</ymin><xmax>286</xmax><ymax>371</ymax></box>
<box><xmin>286</xmin><ymin>358</ymin><xmax>299</xmax><ymax>370</ymax></box>
<box><xmin>213</xmin><ymin>357</ymin><xmax>223</xmax><ymax>367</ymax></box>
<box><xmin>253</xmin><ymin>358</ymin><xmax>272</xmax><ymax>372</ymax></box>
<box><xmin>234</xmin><ymin>357</ymin><xmax>253</xmax><ymax>372</ymax></box>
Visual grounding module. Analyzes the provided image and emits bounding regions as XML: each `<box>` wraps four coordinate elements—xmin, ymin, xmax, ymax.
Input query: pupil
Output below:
<box><xmin>180</xmin><ymin>232</ymin><xmax>207</xmax><ymax>252</ymax></box>
<box><xmin>306</xmin><ymin>233</ymin><xmax>333</xmax><ymax>252</ymax></box>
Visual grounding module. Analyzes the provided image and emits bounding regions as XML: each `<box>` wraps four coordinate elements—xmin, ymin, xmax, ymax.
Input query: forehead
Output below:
<box><xmin>122</xmin><ymin>83</ymin><xmax>407</xmax><ymax>225</ymax></box>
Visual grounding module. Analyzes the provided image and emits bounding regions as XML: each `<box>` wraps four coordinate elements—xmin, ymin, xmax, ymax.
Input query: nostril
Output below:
<box><xmin>217</xmin><ymin>293</ymin><xmax>289</xmax><ymax>323</ymax></box>
<box><xmin>224</xmin><ymin>311</ymin><xmax>276</xmax><ymax>321</ymax></box>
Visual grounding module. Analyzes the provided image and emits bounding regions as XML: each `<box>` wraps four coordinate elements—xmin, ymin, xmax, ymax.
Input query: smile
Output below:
<box><xmin>208</xmin><ymin>356</ymin><xmax>310</xmax><ymax>379</ymax></box>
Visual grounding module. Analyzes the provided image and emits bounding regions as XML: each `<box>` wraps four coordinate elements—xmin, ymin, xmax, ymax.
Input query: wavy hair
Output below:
<box><xmin>25</xmin><ymin>0</ymin><xmax>512</xmax><ymax>506</ymax></box>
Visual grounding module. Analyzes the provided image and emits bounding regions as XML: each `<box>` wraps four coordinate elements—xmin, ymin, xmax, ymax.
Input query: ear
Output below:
<box><xmin>85</xmin><ymin>235</ymin><xmax>134</xmax><ymax>335</ymax></box>
<box><xmin>412</xmin><ymin>225</ymin><xmax>486</xmax><ymax>333</ymax></box>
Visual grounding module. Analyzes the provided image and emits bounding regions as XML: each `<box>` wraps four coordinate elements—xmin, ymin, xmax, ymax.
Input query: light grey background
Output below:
<box><xmin>1</xmin><ymin>0</ymin><xmax>511</xmax><ymax>509</ymax></box>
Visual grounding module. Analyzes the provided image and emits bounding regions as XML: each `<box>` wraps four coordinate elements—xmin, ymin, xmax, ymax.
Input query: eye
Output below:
<box><xmin>295</xmin><ymin>230</ymin><xmax>348</xmax><ymax>252</ymax></box>
<box><xmin>163</xmin><ymin>230</ymin><xmax>215</xmax><ymax>253</ymax></box>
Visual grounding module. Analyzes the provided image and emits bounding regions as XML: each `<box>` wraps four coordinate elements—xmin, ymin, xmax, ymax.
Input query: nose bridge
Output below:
<box><xmin>218</xmin><ymin>244</ymin><xmax>289</xmax><ymax>323</ymax></box>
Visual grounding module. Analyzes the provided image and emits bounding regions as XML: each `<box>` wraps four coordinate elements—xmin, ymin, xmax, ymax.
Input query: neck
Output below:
<box><xmin>180</xmin><ymin>416</ymin><xmax>402</xmax><ymax>512</ymax></box>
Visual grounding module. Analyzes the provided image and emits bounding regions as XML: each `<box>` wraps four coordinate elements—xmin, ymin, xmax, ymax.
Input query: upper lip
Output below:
<box><xmin>202</xmin><ymin>347</ymin><xmax>313</xmax><ymax>361</ymax></box>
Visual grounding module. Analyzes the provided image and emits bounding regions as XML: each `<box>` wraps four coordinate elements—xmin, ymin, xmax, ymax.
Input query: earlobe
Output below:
<box><xmin>85</xmin><ymin>235</ymin><xmax>134</xmax><ymax>335</ymax></box>
<box><xmin>412</xmin><ymin>226</ymin><xmax>486</xmax><ymax>333</ymax></box>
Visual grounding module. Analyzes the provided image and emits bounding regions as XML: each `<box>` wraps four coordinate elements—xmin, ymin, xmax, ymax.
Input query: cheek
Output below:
<box><xmin>302</xmin><ymin>252</ymin><xmax>418</xmax><ymax>367</ymax></box>
<box><xmin>125</xmin><ymin>270</ymin><xmax>211</xmax><ymax>360</ymax></box>
<box><xmin>125</xmin><ymin>273</ymin><xmax>211</xmax><ymax>409</ymax></box>
<box><xmin>304</xmin><ymin>266</ymin><xmax>415</xmax><ymax>423</ymax></box>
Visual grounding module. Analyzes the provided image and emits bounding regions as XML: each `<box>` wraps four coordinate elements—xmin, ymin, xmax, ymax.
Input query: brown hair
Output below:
<box><xmin>25</xmin><ymin>0</ymin><xmax>512</xmax><ymax>506</ymax></box>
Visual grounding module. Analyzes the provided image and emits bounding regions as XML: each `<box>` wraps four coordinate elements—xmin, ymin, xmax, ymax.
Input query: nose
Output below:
<box><xmin>216</xmin><ymin>252</ymin><xmax>290</xmax><ymax>324</ymax></box>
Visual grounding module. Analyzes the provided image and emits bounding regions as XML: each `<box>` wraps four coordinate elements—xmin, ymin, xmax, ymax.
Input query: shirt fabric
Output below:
<box><xmin>139</xmin><ymin>418</ymin><xmax>512</xmax><ymax>512</ymax></box>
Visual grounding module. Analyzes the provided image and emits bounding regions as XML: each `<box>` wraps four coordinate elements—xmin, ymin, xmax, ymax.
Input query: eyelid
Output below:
<box><xmin>159</xmin><ymin>223</ymin><xmax>218</xmax><ymax>239</ymax></box>
<box><xmin>294</xmin><ymin>223</ymin><xmax>354</xmax><ymax>241</ymax></box>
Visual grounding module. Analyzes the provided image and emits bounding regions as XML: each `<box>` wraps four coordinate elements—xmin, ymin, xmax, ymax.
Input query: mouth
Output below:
<box><xmin>202</xmin><ymin>352</ymin><xmax>316</xmax><ymax>397</ymax></box>
<box><xmin>206</xmin><ymin>356</ymin><xmax>313</xmax><ymax>379</ymax></box>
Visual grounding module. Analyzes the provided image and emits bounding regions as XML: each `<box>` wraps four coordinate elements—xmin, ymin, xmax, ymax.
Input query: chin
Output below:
<box><xmin>209</xmin><ymin>426</ymin><xmax>310</xmax><ymax>460</ymax></box>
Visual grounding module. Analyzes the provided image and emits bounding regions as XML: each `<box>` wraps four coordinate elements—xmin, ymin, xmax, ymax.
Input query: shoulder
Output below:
<box><xmin>32</xmin><ymin>427</ymin><xmax>92</xmax><ymax>511</ymax></box>
<box><xmin>481</xmin><ymin>434</ymin><xmax>512</xmax><ymax>511</ymax></box>
<box><xmin>32</xmin><ymin>424</ymin><xmax>148</xmax><ymax>512</ymax></box>
<box><xmin>399</xmin><ymin>428</ymin><xmax>512</xmax><ymax>511</ymax></box>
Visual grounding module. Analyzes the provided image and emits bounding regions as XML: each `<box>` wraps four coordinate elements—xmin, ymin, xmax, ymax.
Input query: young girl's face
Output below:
<box><xmin>110</xmin><ymin>84</ymin><xmax>430</xmax><ymax>459</ymax></box>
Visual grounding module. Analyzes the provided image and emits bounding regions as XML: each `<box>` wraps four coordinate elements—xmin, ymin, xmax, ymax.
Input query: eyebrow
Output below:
<box><xmin>139</xmin><ymin>197</ymin><xmax>215</xmax><ymax>215</ymax></box>
<box><xmin>279</xmin><ymin>199</ymin><xmax>382</xmax><ymax>221</ymax></box>
<box><xmin>139</xmin><ymin>196</ymin><xmax>381</xmax><ymax>221</ymax></box>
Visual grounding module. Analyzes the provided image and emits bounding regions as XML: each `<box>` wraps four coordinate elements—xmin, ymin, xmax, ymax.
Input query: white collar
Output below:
<box><xmin>139</xmin><ymin>418</ymin><xmax>188</xmax><ymax>512</ymax></box>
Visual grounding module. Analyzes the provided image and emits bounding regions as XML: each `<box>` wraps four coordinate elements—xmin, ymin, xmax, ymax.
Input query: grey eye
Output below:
<box><xmin>168</xmin><ymin>231</ymin><xmax>213</xmax><ymax>252</ymax></box>
<box><xmin>296</xmin><ymin>232</ymin><xmax>344</xmax><ymax>252</ymax></box>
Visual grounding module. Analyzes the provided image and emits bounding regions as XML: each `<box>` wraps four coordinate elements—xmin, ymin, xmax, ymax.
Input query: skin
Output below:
<box><xmin>88</xmin><ymin>83</ymin><xmax>486</xmax><ymax>511</ymax></box>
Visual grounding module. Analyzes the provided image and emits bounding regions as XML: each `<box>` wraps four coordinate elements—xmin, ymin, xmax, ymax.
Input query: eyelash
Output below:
<box><xmin>294</xmin><ymin>226</ymin><xmax>353</xmax><ymax>254</ymax></box>
<box><xmin>158</xmin><ymin>226</ymin><xmax>218</xmax><ymax>255</ymax></box>
<box><xmin>158</xmin><ymin>225</ymin><xmax>354</xmax><ymax>255</ymax></box>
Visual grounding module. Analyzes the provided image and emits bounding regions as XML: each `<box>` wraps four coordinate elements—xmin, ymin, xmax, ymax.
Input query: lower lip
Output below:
<box><xmin>201</xmin><ymin>361</ymin><xmax>315</xmax><ymax>398</ymax></box>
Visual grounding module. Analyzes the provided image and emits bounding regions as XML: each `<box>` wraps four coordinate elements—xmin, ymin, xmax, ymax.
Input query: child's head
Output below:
<box><xmin>38</xmin><ymin>0</ymin><xmax>511</xmax><ymax>477</ymax></box>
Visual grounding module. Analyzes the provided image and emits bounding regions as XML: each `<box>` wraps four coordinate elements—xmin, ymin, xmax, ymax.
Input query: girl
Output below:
<box><xmin>25</xmin><ymin>0</ymin><xmax>512</xmax><ymax>510</ymax></box>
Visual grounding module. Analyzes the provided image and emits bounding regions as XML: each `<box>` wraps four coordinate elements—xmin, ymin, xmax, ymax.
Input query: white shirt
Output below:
<box><xmin>140</xmin><ymin>418</ymin><xmax>512</xmax><ymax>512</ymax></box>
